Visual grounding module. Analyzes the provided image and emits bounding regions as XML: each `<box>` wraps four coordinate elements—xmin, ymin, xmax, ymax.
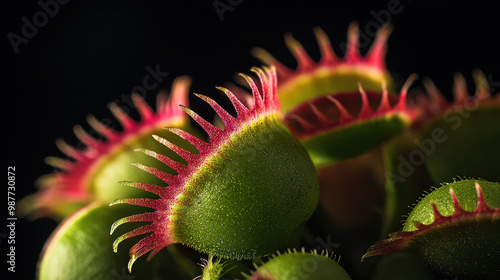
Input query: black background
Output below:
<box><xmin>3</xmin><ymin>0</ymin><xmax>500</xmax><ymax>279</ymax></box>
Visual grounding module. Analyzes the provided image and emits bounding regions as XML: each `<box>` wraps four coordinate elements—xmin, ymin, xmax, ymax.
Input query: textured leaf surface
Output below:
<box><xmin>249</xmin><ymin>250</ymin><xmax>352</xmax><ymax>280</ymax></box>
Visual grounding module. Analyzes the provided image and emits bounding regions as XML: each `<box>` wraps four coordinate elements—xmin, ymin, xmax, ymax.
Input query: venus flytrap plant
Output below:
<box><xmin>28</xmin><ymin>23</ymin><xmax>500</xmax><ymax>280</ymax></box>
<box><xmin>109</xmin><ymin>66</ymin><xmax>319</xmax><ymax>272</ymax></box>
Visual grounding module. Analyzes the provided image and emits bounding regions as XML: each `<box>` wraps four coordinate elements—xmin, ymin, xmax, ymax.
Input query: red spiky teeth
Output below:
<box><xmin>253</xmin><ymin>22</ymin><xmax>389</xmax><ymax>84</ymax></box>
<box><xmin>286</xmin><ymin>75</ymin><xmax>417</xmax><ymax>139</ymax></box>
<box><xmin>415</xmin><ymin>70</ymin><xmax>500</xmax><ymax>127</ymax></box>
<box><xmin>252</xmin><ymin>22</ymin><xmax>392</xmax><ymax>111</ymax></box>
<box><xmin>361</xmin><ymin>182</ymin><xmax>500</xmax><ymax>261</ymax></box>
<box><xmin>110</xmin><ymin>67</ymin><xmax>281</xmax><ymax>272</ymax></box>
<box><xmin>22</xmin><ymin>76</ymin><xmax>192</xmax><ymax>218</ymax></box>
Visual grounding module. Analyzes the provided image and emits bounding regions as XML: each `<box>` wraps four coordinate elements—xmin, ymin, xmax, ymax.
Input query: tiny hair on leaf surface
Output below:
<box><xmin>247</xmin><ymin>248</ymin><xmax>352</xmax><ymax>280</ymax></box>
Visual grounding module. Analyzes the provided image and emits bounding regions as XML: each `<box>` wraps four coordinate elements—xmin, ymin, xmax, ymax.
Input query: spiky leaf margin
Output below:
<box><xmin>110</xmin><ymin>67</ymin><xmax>286</xmax><ymax>272</ymax></box>
<box><xmin>20</xmin><ymin>77</ymin><xmax>192</xmax><ymax>219</ymax></box>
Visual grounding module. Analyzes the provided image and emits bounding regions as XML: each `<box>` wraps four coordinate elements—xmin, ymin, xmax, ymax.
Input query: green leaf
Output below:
<box><xmin>38</xmin><ymin>203</ymin><xmax>157</xmax><ymax>280</ymax></box>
